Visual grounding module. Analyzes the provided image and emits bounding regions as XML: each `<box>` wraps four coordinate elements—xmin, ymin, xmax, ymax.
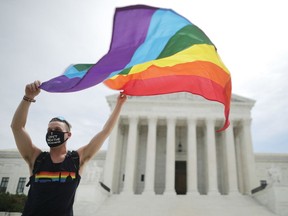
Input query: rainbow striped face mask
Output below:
<box><xmin>46</xmin><ymin>131</ymin><xmax>68</xmax><ymax>148</ymax></box>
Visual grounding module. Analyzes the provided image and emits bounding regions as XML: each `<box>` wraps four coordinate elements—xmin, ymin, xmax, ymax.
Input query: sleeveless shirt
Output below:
<box><xmin>22</xmin><ymin>151</ymin><xmax>81</xmax><ymax>216</ymax></box>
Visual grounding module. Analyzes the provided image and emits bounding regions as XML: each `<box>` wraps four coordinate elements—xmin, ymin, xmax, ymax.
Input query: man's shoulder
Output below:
<box><xmin>33</xmin><ymin>151</ymin><xmax>49</xmax><ymax>172</ymax></box>
<box><xmin>67</xmin><ymin>150</ymin><xmax>79</xmax><ymax>158</ymax></box>
<box><xmin>67</xmin><ymin>150</ymin><xmax>80</xmax><ymax>170</ymax></box>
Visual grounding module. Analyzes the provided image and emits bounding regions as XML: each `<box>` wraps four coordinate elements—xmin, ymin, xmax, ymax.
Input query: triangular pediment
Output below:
<box><xmin>107</xmin><ymin>92</ymin><xmax>255</xmax><ymax>105</ymax></box>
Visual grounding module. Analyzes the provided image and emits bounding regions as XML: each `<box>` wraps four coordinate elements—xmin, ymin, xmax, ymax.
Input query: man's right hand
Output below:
<box><xmin>25</xmin><ymin>80</ymin><xmax>41</xmax><ymax>99</ymax></box>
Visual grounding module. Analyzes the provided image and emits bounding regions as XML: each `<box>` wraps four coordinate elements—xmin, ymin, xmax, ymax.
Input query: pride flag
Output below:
<box><xmin>40</xmin><ymin>5</ymin><xmax>232</xmax><ymax>131</ymax></box>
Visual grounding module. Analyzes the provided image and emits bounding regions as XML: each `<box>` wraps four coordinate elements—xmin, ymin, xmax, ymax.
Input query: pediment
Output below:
<box><xmin>107</xmin><ymin>92</ymin><xmax>255</xmax><ymax>105</ymax></box>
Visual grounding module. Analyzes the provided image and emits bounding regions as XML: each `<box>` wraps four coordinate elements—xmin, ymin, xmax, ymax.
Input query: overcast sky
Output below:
<box><xmin>0</xmin><ymin>0</ymin><xmax>287</xmax><ymax>153</ymax></box>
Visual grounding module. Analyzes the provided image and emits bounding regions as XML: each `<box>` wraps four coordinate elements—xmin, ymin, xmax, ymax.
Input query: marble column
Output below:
<box><xmin>122</xmin><ymin>116</ymin><xmax>139</xmax><ymax>194</ymax></box>
<box><xmin>206</xmin><ymin>118</ymin><xmax>219</xmax><ymax>195</ymax></box>
<box><xmin>187</xmin><ymin>117</ymin><xmax>200</xmax><ymax>195</ymax></box>
<box><xmin>164</xmin><ymin>117</ymin><xmax>176</xmax><ymax>195</ymax></box>
<box><xmin>241</xmin><ymin>119</ymin><xmax>257</xmax><ymax>194</ymax></box>
<box><xmin>143</xmin><ymin>116</ymin><xmax>157</xmax><ymax>195</ymax></box>
<box><xmin>102</xmin><ymin>119</ymin><xmax>119</xmax><ymax>192</ymax></box>
<box><xmin>224</xmin><ymin>121</ymin><xmax>239</xmax><ymax>194</ymax></box>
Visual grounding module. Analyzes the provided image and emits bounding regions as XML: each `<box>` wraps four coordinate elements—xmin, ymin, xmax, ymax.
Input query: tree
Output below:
<box><xmin>0</xmin><ymin>192</ymin><xmax>27</xmax><ymax>212</ymax></box>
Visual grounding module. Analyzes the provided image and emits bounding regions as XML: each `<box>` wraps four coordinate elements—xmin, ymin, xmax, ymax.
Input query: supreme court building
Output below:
<box><xmin>1</xmin><ymin>93</ymin><xmax>288</xmax><ymax>216</ymax></box>
<box><xmin>103</xmin><ymin>93</ymin><xmax>257</xmax><ymax>196</ymax></box>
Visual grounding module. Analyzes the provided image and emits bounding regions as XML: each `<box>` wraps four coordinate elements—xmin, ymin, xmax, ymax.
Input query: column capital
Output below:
<box><xmin>241</xmin><ymin>118</ymin><xmax>252</xmax><ymax>126</ymax></box>
<box><xmin>166</xmin><ymin>116</ymin><xmax>176</xmax><ymax>124</ymax></box>
<box><xmin>228</xmin><ymin>120</ymin><xmax>234</xmax><ymax>127</ymax></box>
<box><xmin>147</xmin><ymin>115</ymin><xmax>158</xmax><ymax>122</ymax></box>
<box><xmin>205</xmin><ymin>118</ymin><xmax>215</xmax><ymax>126</ymax></box>
<box><xmin>187</xmin><ymin>116</ymin><xmax>197</xmax><ymax>123</ymax></box>
<box><xmin>224</xmin><ymin>121</ymin><xmax>234</xmax><ymax>132</ymax></box>
<box><xmin>128</xmin><ymin>115</ymin><xmax>139</xmax><ymax>122</ymax></box>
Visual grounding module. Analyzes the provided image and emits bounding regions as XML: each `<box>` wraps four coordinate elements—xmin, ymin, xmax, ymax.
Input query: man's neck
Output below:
<box><xmin>49</xmin><ymin>144</ymin><xmax>67</xmax><ymax>163</ymax></box>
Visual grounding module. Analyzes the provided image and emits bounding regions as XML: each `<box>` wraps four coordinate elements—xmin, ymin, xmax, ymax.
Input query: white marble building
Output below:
<box><xmin>1</xmin><ymin>93</ymin><xmax>288</xmax><ymax>216</ymax></box>
<box><xmin>103</xmin><ymin>93</ymin><xmax>258</xmax><ymax>197</ymax></box>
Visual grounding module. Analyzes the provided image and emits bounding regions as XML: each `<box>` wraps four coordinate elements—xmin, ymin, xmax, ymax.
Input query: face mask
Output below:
<box><xmin>46</xmin><ymin>131</ymin><xmax>69</xmax><ymax>148</ymax></box>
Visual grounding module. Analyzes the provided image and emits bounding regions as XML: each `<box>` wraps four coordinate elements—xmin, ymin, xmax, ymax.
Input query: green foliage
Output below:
<box><xmin>0</xmin><ymin>192</ymin><xmax>27</xmax><ymax>212</ymax></box>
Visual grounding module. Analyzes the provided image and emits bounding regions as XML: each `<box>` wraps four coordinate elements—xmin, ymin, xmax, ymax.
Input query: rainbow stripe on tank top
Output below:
<box><xmin>35</xmin><ymin>171</ymin><xmax>76</xmax><ymax>183</ymax></box>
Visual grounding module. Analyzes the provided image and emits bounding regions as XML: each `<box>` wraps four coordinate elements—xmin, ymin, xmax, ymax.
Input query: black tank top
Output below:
<box><xmin>22</xmin><ymin>151</ymin><xmax>81</xmax><ymax>216</ymax></box>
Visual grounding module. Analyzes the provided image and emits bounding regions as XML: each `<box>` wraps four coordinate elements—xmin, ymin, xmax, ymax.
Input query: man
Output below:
<box><xmin>11</xmin><ymin>80</ymin><xmax>126</xmax><ymax>216</ymax></box>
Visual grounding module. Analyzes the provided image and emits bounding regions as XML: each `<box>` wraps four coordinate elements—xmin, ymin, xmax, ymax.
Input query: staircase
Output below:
<box><xmin>93</xmin><ymin>194</ymin><xmax>278</xmax><ymax>216</ymax></box>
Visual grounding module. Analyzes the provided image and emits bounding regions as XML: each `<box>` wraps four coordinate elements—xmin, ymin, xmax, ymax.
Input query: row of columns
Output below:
<box><xmin>103</xmin><ymin>115</ymin><xmax>255</xmax><ymax>195</ymax></box>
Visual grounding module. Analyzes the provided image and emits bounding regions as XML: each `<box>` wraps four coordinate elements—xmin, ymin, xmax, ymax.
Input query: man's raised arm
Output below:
<box><xmin>77</xmin><ymin>93</ymin><xmax>126</xmax><ymax>170</ymax></box>
<box><xmin>11</xmin><ymin>80</ymin><xmax>42</xmax><ymax>171</ymax></box>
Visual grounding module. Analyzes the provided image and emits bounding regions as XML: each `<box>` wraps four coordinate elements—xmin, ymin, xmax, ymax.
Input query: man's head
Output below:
<box><xmin>49</xmin><ymin>116</ymin><xmax>72</xmax><ymax>132</ymax></box>
<box><xmin>46</xmin><ymin>117</ymin><xmax>72</xmax><ymax>148</ymax></box>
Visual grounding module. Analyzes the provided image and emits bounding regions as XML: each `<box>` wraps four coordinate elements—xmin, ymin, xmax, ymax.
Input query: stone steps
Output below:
<box><xmin>93</xmin><ymin>194</ymin><xmax>278</xmax><ymax>216</ymax></box>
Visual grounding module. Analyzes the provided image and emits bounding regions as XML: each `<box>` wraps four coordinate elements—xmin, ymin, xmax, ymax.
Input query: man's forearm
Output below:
<box><xmin>102</xmin><ymin>101</ymin><xmax>124</xmax><ymax>135</ymax></box>
<box><xmin>11</xmin><ymin>99</ymin><xmax>32</xmax><ymax>130</ymax></box>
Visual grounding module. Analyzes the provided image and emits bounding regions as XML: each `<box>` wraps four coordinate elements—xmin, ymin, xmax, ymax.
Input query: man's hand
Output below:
<box><xmin>25</xmin><ymin>80</ymin><xmax>41</xmax><ymax>99</ymax></box>
<box><xmin>117</xmin><ymin>92</ymin><xmax>127</xmax><ymax>105</ymax></box>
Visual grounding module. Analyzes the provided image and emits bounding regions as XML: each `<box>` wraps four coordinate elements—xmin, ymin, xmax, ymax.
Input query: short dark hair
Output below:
<box><xmin>49</xmin><ymin>116</ymin><xmax>72</xmax><ymax>131</ymax></box>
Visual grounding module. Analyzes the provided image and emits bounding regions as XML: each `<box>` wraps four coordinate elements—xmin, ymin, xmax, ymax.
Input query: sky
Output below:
<box><xmin>0</xmin><ymin>0</ymin><xmax>287</xmax><ymax>153</ymax></box>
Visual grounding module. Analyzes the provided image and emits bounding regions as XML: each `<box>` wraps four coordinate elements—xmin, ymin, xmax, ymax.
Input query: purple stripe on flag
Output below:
<box><xmin>70</xmin><ymin>5</ymin><xmax>157</xmax><ymax>92</ymax></box>
<box><xmin>41</xmin><ymin>5</ymin><xmax>157</xmax><ymax>92</ymax></box>
<box><xmin>40</xmin><ymin>76</ymin><xmax>81</xmax><ymax>92</ymax></box>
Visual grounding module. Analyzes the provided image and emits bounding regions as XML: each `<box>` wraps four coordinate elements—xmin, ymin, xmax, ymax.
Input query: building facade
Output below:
<box><xmin>103</xmin><ymin>93</ymin><xmax>257</xmax><ymax>196</ymax></box>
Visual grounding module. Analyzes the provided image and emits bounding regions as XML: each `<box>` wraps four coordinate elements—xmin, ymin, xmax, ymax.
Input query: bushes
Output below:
<box><xmin>0</xmin><ymin>192</ymin><xmax>27</xmax><ymax>212</ymax></box>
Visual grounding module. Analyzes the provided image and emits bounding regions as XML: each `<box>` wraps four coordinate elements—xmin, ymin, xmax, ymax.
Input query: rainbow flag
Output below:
<box><xmin>40</xmin><ymin>5</ymin><xmax>231</xmax><ymax>131</ymax></box>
